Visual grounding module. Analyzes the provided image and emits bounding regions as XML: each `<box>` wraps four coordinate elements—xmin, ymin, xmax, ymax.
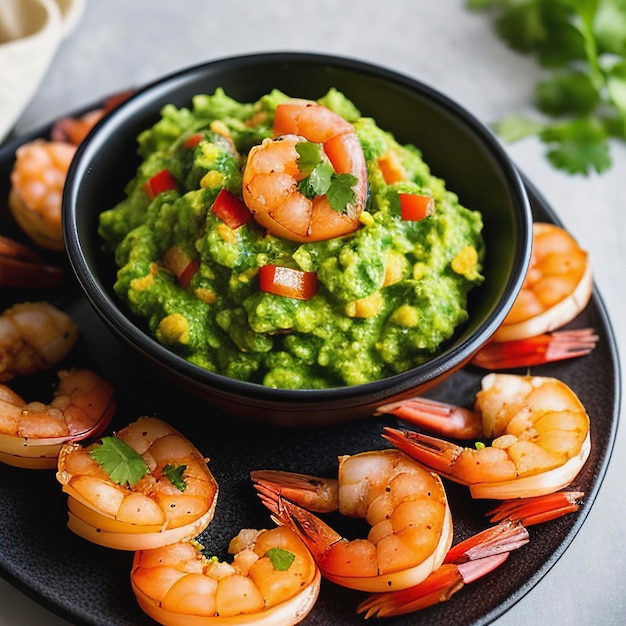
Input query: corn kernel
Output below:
<box><xmin>157</xmin><ymin>313</ymin><xmax>189</xmax><ymax>344</ymax></box>
<box><xmin>130</xmin><ymin>263</ymin><xmax>158</xmax><ymax>290</ymax></box>
<box><xmin>346</xmin><ymin>291</ymin><xmax>383</xmax><ymax>318</ymax></box>
<box><xmin>413</xmin><ymin>262</ymin><xmax>428</xmax><ymax>280</ymax></box>
<box><xmin>451</xmin><ymin>246</ymin><xmax>479</xmax><ymax>279</ymax></box>
<box><xmin>200</xmin><ymin>170</ymin><xmax>224</xmax><ymax>189</ymax></box>
<box><xmin>210</xmin><ymin>119</ymin><xmax>231</xmax><ymax>138</ymax></box>
<box><xmin>195</xmin><ymin>288</ymin><xmax>216</xmax><ymax>304</ymax></box>
<box><xmin>390</xmin><ymin>304</ymin><xmax>419</xmax><ymax>327</ymax></box>
<box><xmin>359</xmin><ymin>211</ymin><xmax>374</xmax><ymax>227</ymax></box>
<box><xmin>384</xmin><ymin>251</ymin><xmax>407</xmax><ymax>286</ymax></box>
<box><xmin>217</xmin><ymin>222</ymin><xmax>237</xmax><ymax>243</ymax></box>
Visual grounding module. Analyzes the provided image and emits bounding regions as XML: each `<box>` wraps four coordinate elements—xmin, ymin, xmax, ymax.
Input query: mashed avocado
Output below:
<box><xmin>98</xmin><ymin>88</ymin><xmax>485</xmax><ymax>389</ymax></box>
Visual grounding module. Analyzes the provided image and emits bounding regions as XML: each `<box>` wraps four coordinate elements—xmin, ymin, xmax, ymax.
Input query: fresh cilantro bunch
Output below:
<box><xmin>468</xmin><ymin>0</ymin><xmax>626</xmax><ymax>175</ymax></box>
<box><xmin>295</xmin><ymin>141</ymin><xmax>358</xmax><ymax>212</ymax></box>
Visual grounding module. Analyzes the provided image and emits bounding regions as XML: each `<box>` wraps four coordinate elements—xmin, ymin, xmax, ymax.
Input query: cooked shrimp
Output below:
<box><xmin>0</xmin><ymin>235</ymin><xmax>64</xmax><ymax>288</ymax></box>
<box><xmin>470</xmin><ymin>327</ymin><xmax>599</xmax><ymax>370</ymax></box>
<box><xmin>0</xmin><ymin>368</ymin><xmax>115</xmax><ymax>469</ymax></box>
<box><xmin>131</xmin><ymin>526</ymin><xmax>321</xmax><ymax>626</ymax></box>
<box><xmin>50</xmin><ymin>90</ymin><xmax>134</xmax><ymax>145</ymax></box>
<box><xmin>242</xmin><ymin>101</ymin><xmax>368</xmax><ymax>242</ymax></box>
<box><xmin>252</xmin><ymin>448</ymin><xmax>453</xmax><ymax>593</ymax></box>
<box><xmin>8</xmin><ymin>139</ymin><xmax>77</xmax><ymax>251</ymax></box>
<box><xmin>492</xmin><ymin>222</ymin><xmax>592</xmax><ymax>342</ymax></box>
<box><xmin>0</xmin><ymin>301</ymin><xmax>79</xmax><ymax>381</ymax></box>
<box><xmin>56</xmin><ymin>416</ymin><xmax>219</xmax><ymax>550</ymax></box>
<box><xmin>358</xmin><ymin>490</ymin><xmax>582</xmax><ymax>618</ymax></box>
<box><xmin>382</xmin><ymin>373</ymin><xmax>591</xmax><ymax>500</ymax></box>
<box><xmin>358</xmin><ymin>520</ymin><xmax>526</xmax><ymax>618</ymax></box>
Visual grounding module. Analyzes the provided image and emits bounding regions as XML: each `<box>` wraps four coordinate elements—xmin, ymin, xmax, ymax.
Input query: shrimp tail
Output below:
<box><xmin>376</xmin><ymin>397</ymin><xmax>483</xmax><ymax>439</ymax></box>
<box><xmin>471</xmin><ymin>328</ymin><xmax>599</xmax><ymax>370</ymax></box>
<box><xmin>357</xmin><ymin>554</ymin><xmax>510</xmax><ymax>618</ymax></box>
<box><xmin>357</xmin><ymin>520</ymin><xmax>527</xmax><ymax>618</ymax></box>
<box><xmin>444</xmin><ymin>519</ymin><xmax>529</xmax><ymax>564</ymax></box>
<box><xmin>486</xmin><ymin>491</ymin><xmax>584</xmax><ymax>526</ymax></box>
<box><xmin>250</xmin><ymin>469</ymin><xmax>339</xmax><ymax>513</ymax></box>
<box><xmin>254</xmin><ymin>481</ymin><xmax>343</xmax><ymax>560</ymax></box>
<box><xmin>0</xmin><ymin>235</ymin><xmax>63</xmax><ymax>288</ymax></box>
<box><xmin>357</xmin><ymin>563</ymin><xmax>464</xmax><ymax>618</ymax></box>
<box><xmin>381</xmin><ymin>426</ymin><xmax>463</xmax><ymax>481</ymax></box>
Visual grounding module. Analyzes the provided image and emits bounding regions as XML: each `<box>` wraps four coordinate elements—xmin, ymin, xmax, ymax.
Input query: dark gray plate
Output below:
<box><xmin>0</xmin><ymin>112</ymin><xmax>620</xmax><ymax>626</ymax></box>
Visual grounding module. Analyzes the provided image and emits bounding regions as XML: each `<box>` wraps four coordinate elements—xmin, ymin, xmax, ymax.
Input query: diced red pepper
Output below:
<box><xmin>184</xmin><ymin>133</ymin><xmax>203</xmax><ymax>149</ymax></box>
<box><xmin>212</xmin><ymin>188</ymin><xmax>251</xmax><ymax>229</ymax></box>
<box><xmin>144</xmin><ymin>169</ymin><xmax>178</xmax><ymax>199</ymax></box>
<box><xmin>259</xmin><ymin>265</ymin><xmax>317</xmax><ymax>300</ymax></box>
<box><xmin>399</xmin><ymin>193</ymin><xmax>435</xmax><ymax>221</ymax></box>
<box><xmin>178</xmin><ymin>260</ymin><xmax>199</xmax><ymax>288</ymax></box>
<box><xmin>163</xmin><ymin>246</ymin><xmax>198</xmax><ymax>288</ymax></box>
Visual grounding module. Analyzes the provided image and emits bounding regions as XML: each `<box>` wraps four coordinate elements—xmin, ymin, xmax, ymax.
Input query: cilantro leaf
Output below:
<box><xmin>90</xmin><ymin>436</ymin><xmax>149</xmax><ymax>488</ymax></box>
<box><xmin>541</xmin><ymin>117</ymin><xmax>612</xmax><ymax>174</ymax></box>
<box><xmin>265</xmin><ymin>546</ymin><xmax>296</xmax><ymax>571</ymax></box>
<box><xmin>595</xmin><ymin>0</ymin><xmax>626</xmax><ymax>54</ymax></box>
<box><xmin>299</xmin><ymin>162</ymin><xmax>333</xmax><ymax>198</ymax></box>
<box><xmin>295</xmin><ymin>141</ymin><xmax>357</xmax><ymax>213</ymax></box>
<box><xmin>326</xmin><ymin>173</ymin><xmax>358</xmax><ymax>213</ymax></box>
<box><xmin>492</xmin><ymin>114</ymin><xmax>547</xmax><ymax>142</ymax></box>
<box><xmin>469</xmin><ymin>0</ymin><xmax>626</xmax><ymax>175</ymax></box>
<box><xmin>535</xmin><ymin>71</ymin><xmax>600</xmax><ymax>115</ymax></box>
<box><xmin>295</xmin><ymin>141</ymin><xmax>323</xmax><ymax>175</ymax></box>
<box><xmin>494</xmin><ymin>1</ymin><xmax>548</xmax><ymax>54</ymax></box>
<box><xmin>163</xmin><ymin>464</ymin><xmax>187</xmax><ymax>491</ymax></box>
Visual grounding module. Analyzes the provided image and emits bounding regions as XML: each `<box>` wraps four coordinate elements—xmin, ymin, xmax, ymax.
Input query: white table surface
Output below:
<box><xmin>1</xmin><ymin>1</ymin><xmax>624</xmax><ymax>624</ymax></box>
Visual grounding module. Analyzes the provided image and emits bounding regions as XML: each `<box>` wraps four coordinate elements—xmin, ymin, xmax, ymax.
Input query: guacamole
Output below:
<box><xmin>98</xmin><ymin>88</ymin><xmax>485</xmax><ymax>389</ymax></box>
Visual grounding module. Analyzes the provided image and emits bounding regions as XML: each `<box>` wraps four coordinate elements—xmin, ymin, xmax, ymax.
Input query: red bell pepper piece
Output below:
<box><xmin>144</xmin><ymin>169</ymin><xmax>178</xmax><ymax>199</ymax></box>
<box><xmin>183</xmin><ymin>133</ymin><xmax>203</xmax><ymax>149</ymax></box>
<box><xmin>162</xmin><ymin>246</ymin><xmax>198</xmax><ymax>288</ymax></box>
<box><xmin>211</xmin><ymin>188</ymin><xmax>251</xmax><ymax>229</ymax></box>
<box><xmin>399</xmin><ymin>193</ymin><xmax>435</xmax><ymax>221</ymax></box>
<box><xmin>259</xmin><ymin>265</ymin><xmax>317</xmax><ymax>300</ymax></box>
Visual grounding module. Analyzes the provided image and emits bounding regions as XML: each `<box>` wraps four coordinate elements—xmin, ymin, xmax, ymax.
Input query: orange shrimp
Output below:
<box><xmin>381</xmin><ymin>373</ymin><xmax>591</xmax><ymax>500</ymax></box>
<box><xmin>9</xmin><ymin>139</ymin><xmax>77</xmax><ymax>251</ymax></box>
<box><xmin>468</xmin><ymin>222</ymin><xmax>595</xmax><ymax>370</ymax></box>
<box><xmin>252</xmin><ymin>448</ymin><xmax>453</xmax><ymax>593</ymax></box>
<box><xmin>242</xmin><ymin>101</ymin><xmax>368</xmax><ymax>242</ymax></box>
<box><xmin>56</xmin><ymin>416</ymin><xmax>219</xmax><ymax>550</ymax></box>
<box><xmin>0</xmin><ymin>235</ymin><xmax>64</xmax><ymax>288</ymax></box>
<box><xmin>131</xmin><ymin>526</ymin><xmax>321</xmax><ymax>626</ymax></box>
<box><xmin>492</xmin><ymin>222</ymin><xmax>592</xmax><ymax>342</ymax></box>
<box><xmin>358</xmin><ymin>490</ymin><xmax>583</xmax><ymax>618</ymax></box>
<box><xmin>0</xmin><ymin>301</ymin><xmax>79</xmax><ymax>381</ymax></box>
<box><xmin>50</xmin><ymin>89</ymin><xmax>135</xmax><ymax>146</ymax></box>
<box><xmin>0</xmin><ymin>368</ymin><xmax>115</xmax><ymax>469</ymax></box>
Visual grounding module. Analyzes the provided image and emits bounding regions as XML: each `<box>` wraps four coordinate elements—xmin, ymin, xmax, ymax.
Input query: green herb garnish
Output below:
<box><xmin>468</xmin><ymin>0</ymin><xmax>626</xmax><ymax>175</ymax></box>
<box><xmin>296</xmin><ymin>141</ymin><xmax>357</xmax><ymax>212</ymax></box>
<box><xmin>265</xmin><ymin>546</ymin><xmax>296</xmax><ymax>571</ymax></box>
<box><xmin>163</xmin><ymin>463</ymin><xmax>187</xmax><ymax>491</ymax></box>
<box><xmin>89</xmin><ymin>436</ymin><xmax>149</xmax><ymax>488</ymax></box>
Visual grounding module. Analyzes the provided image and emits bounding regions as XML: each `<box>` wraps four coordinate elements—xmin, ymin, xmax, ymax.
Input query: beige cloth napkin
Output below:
<box><xmin>0</xmin><ymin>0</ymin><xmax>85</xmax><ymax>142</ymax></box>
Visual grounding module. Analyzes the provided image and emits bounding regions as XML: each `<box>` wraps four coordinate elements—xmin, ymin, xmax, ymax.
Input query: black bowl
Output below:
<box><xmin>63</xmin><ymin>52</ymin><xmax>532</xmax><ymax>427</ymax></box>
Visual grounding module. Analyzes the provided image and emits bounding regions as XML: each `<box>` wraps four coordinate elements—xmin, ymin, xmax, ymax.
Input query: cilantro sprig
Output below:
<box><xmin>89</xmin><ymin>438</ymin><xmax>189</xmax><ymax>492</ymax></box>
<box><xmin>163</xmin><ymin>464</ymin><xmax>187</xmax><ymax>491</ymax></box>
<box><xmin>90</xmin><ymin>436</ymin><xmax>149</xmax><ymax>488</ymax></box>
<box><xmin>265</xmin><ymin>546</ymin><xmax>296</xmax><ymax>571</ymax></box>
<box><xmin>468</xmin><ymin>0</ymin><xmax>626</xmax><ymax>175</ymax></box>
<box><xmin>295</xmin><ymin>141</ymin><xmax>358</xmax><ymax>212</ymax></box>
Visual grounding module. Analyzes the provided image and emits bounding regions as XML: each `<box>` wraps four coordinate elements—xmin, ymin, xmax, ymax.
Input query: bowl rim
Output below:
<box><xmin>63</xmin><ymin>50</ymin><xmax>532</xmax><ymax>402</ymax></box>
